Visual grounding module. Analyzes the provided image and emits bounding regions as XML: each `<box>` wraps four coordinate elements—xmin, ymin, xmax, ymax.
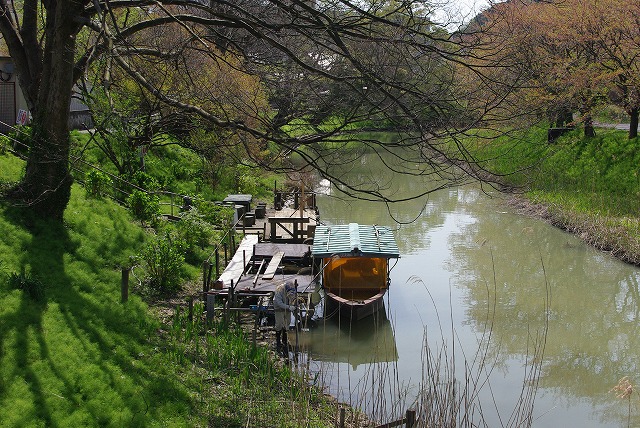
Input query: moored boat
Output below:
<box><xmin>311</xmin><ymin>223</ymin><xmax>400</xmax><ymax>320</ymax></box>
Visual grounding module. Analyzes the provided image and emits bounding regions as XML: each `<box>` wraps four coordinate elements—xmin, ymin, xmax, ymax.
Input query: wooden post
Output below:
<box><xmin>207</xmin><ymin>263</ymin><xmax>213</xmax><ymax>288</ymax></box>
<box><xmin>405</xmin><ymin>409</ymin><xmax>416</xmax><ymax>428</ymax></box>
<box><xmin>300</xmin><ymin>182</ymin><xmax>305</xmax><ymax>218</ymax></box>
<box><xmin>206</xmin><ymin>292</ymin><xmax>216</xmax><ymax>322</ymax></box>
<box><xmin>252</xmin><ymin>307</ymin><xmax>259</xmax><ymax>348</ymax></box>
<box><xmin>226</xmin><ymin>279</ymin><xmax>234</xmax><ymax>324</ymax></box>
<box><xmin>188</xmin><ymin>297</ymin><xmax>193</xmax><ymax>322</ymax></box>
<box><xmin>339</xmin><ymin>407</ymin><xmax>345</xmax><ymax>428</ymax></box>
<box><xmin>215</xmin><ymin>251</ymin><xmax>220</xmax><ymax>277</ymax></box>
<box><xmin>202</xmin><ymin>261</ymin><xmax>210</xmax><ymax>300</ymax></box>
<box><xmin>223</xmin><ymin>243</ymin><xmax>228</xmax><ymax>265</ymax></box>
<box><xmin>242</xmin><ymin>250</ymin><xmax>246</xmax><ymax>275</ymax></box>
<box><xmin>121</xmin><ymin>267</ymin><xmax>130</xmax><ymax>303</ymax></box>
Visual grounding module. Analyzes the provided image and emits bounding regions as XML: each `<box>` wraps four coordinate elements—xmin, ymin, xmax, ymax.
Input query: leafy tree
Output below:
<box><xmin>473</xmin><ymin>0</ymin><xmax>640</xmax><ymax>139</ymax></box>
<box><xmin>0</xmin><ymin>0</ymin><xmax>522</xmax><ymax>220</ymax></box>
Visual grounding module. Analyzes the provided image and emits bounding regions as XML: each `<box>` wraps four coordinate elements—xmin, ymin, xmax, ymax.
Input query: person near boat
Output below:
<box><xmin>273</xmin><ymin>280</ymin><xmax>296</xmax><ymax>355</ymax></box>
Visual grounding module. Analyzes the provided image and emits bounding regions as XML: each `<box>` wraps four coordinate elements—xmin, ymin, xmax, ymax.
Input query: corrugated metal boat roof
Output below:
<box><xmin>311</xmin><ymin>223</ymin><xmax>400</xmax><ymax>258</ymax></box>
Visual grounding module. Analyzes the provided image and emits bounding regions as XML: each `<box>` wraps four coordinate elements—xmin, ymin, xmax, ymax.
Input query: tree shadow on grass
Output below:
<box><xmin>0</xmin><ymin>207</ymin><xmax>205</xmax><ymax>426</ymax></box>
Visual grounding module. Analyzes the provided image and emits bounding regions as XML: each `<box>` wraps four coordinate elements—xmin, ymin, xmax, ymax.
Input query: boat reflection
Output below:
<box><xmin>291</xmin><ymin>310</ymin><xmax>398</xmax><ymax>370</ymax></box>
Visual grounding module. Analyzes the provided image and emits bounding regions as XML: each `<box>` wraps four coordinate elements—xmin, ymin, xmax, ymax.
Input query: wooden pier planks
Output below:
<box><xmin>261</xmin><ymin>251</ymin><xmax>285</xmax><ymax>280</ymax></box>
<box><xmin>217</xmin><ymin>234</ymin><xmax>259</xmax><ymax>288</ymax></box>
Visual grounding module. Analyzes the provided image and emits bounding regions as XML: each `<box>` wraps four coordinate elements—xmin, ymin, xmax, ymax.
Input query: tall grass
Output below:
<box><xmin>165</xmin><ymin>304</ymin><xmax>340</xmax><ymax>428</ymax></box>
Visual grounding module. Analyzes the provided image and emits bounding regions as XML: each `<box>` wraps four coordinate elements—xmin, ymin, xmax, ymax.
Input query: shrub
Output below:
<box><xmin>235</xmin><ymin>164</ymin><xmax>260</xmax><ymax>195</ymax></box>
<box><xmin>127</xmin><ymin>190</ymin><xmax>160</xmax><ymax>224</ymax></box>
<box><xmin>140</xmin><ymin>233</ymin><xmax>185</xmax><ymax>293</ymax></box>
<box><xmin>85</xmin><ymin>169</ymin><xmax>113</xmax><ymax>198</ymax></box>
<box><xmin>195</xmin><ymin>200</ymin><xmax>234</xmax><ymax>229</ymax></box>
<box><xmin>129</xmin><ymin>170</ymin><xmax>159</xmax><ymax>191</ymax></box>
<box><xmin>9</xmin><ymin>125</ymin><xmax>32</xmax><ymax>156</ymax></box>
<box><xmin>175</xmin><ymin>208</ymin><xmax>214</xmax><ymax>262</ymax></box>
<box><xmin>8</xmin><ymin>270</ymin><xmax>46</xmax><ymax>302</ymax></box>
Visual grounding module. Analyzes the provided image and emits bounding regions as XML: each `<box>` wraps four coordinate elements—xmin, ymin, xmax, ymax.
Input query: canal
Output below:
<box><xmin>297</xmin><ymin>149</ymin><xmax>640</xmax><ymax>427</ymax></box>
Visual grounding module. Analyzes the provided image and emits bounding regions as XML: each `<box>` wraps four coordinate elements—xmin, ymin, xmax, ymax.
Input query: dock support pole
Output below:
<box><xmin>252</xmin><ymin>306</ymin><xmax>259</xmax><ymax>348</ymax></box>
<box><xmin>202</xmin><ymin>261</ymin><xmax>210</xmax><ymax>301</ymax></box>
<box><xmin>339</xmin><ymin>407</ymin><xmax>345</xmax><ymax>428</ymax></box>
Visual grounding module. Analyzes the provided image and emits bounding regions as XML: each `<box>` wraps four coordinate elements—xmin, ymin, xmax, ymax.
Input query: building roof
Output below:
<box><xmin>311</xmin><ymin>223</ymin><xmax>400</xmax><ymax>258</ymax></box>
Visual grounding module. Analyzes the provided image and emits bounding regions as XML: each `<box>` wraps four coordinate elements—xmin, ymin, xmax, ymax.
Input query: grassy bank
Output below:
<box><xmin>465</xmin><ymin>125</ymin><xmax>640</xmax><ymax>265</ymax></box>
<box><xmin>0</xmin><ymin>152</ymin><xmax>350</xmax><ymax>427</ymax></box>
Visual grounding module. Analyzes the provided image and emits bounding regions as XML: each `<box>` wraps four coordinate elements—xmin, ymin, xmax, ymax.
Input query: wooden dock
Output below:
<box><xmin>237</xmin><ymin>207</ymin><xmax>317</xmax><ymax>244</ymax></box>
<box><xmin>208</xmin><ymin>195</ymin><xmax>319</xmax><ymax>320</ymax></box>
<box><xmin>217</xmin><ymin>234</ymin><xmax>259</xmax><ymax>289</ymax></box>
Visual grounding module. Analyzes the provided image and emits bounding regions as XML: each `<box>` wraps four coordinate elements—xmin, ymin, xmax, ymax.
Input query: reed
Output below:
<box><xmin>294</xmin><ymin>257</ymin><xmax>550</xmax><ymax>428</ymax></box>
<box><xmin>164</xmin><ymin>301</ymin><xmax>342</xmax><ymax>427</ymax></box>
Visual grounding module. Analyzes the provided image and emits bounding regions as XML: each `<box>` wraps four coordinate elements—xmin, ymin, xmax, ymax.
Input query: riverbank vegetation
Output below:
<box><xmin>464</xmin><ymin>125</ymin><xmax>640</xmax><ymax>265</ymax></box>
<box><xmin>0</xmin><ymin>149</ymin><xmax>361</xmax><ymax>427</ymax></box>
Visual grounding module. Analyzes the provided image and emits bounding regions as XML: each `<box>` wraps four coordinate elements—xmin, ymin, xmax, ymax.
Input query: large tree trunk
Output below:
<box><xmin>629</xmin><ymin>108</ymin><xmax>639</xmax><ymax>140</ymax></box>
<box><xmin>7</xmin><ymin>0</ymin><xmax>79</xmax><ymax>220</ymax></box>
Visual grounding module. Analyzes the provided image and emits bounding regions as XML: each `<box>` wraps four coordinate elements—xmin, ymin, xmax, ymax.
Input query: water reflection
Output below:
<box><xmin>448</xmin><ymin>196</ymin><xmax>640</xmax><ymax>426</ymax></box>
<box><xmin>294</xmin><ymin>311</ymin><xmax>398</xmax><ymax>370</ymax></box>
<box><xmin>308</xmin><ymin>148</ymin><xmax>640</xmax><ymax>427</ymax></box>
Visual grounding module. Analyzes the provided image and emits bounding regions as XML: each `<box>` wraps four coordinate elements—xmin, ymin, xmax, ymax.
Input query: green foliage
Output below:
<box><xmin>0</xmin><ymin>134</ymin><xmax>9</xmax><ymax>155</ymax></box>
<box><xmin>194</xmin><ymin>200</ymin><xmax>234</xmax><ymax>229</ymax></box>
<box><xmin>128</xmin><ymin>170</ymin><xmax>159</xmax><ymax>191</ymax></box>
<box><xmin>534</xmin><ymin>132</ymin><xmax>640</xmax><ymax>214</ymax></box>
<box><xmin>8</xmin><ymin>125</ymin><xmax>32</xmax><ymax>156</ymax></box>
<box><xmin>139</xmin><ymin>232</ymin><xmax>185</xmax><ymax>293</ymax></box>
<box><xmin>127</xmin><ymin>190</ymin><xmax>160</xmax><ymax>224</ymax></box>
<box><xmin>174</xmin><ymin>208</ymin><xmax>214</xmax><ymax>263</ymax></box>
<box><xmin>168</xmin><ymin>308</ymin><xmax>337</xmax><ymax>428</ymax></box>
<box><xmin>0</xmin><ymin>132</ymin><xmax>338</xmax><ymax>428</ymax></box>
<box><xmin>0</xmin><ymin>176</ymin><xmax>205</xmax><ymax>426</ymax></box>
<box><xmin>84</xmin><ymin>169</ymin><xmax>113</xmax><ymax>198</ymax></box>
<box><xmin>234</xmin><ymin>164</ymin><xmax>259</xmax><ymax>194</ymax></box>
<box><xmin>8</xmin><ymin>270</ymin><xmax>46</xmax><ymax>302</ymax></box>
<box><xmin>465</xmin><ymin>126</ymin><xmax>640</xmax><ymax>218</ymax></box>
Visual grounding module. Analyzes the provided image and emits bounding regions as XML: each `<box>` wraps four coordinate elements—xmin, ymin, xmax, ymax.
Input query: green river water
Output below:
<box><xmin>293</xmin><ymin>148</ymin><xmax>640</xmax><ymax>427</ymax></box>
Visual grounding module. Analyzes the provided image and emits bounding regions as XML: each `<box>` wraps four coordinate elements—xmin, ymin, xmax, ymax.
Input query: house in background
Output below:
<box><xmin>0</xmin><ymin>39</ymin><xmax>93</xmax><ymax>136</ymax></box>
<box><xmin>0</xmin><ymin>43</ymin><xmax>28</xmax><ymax>136</ymax></box>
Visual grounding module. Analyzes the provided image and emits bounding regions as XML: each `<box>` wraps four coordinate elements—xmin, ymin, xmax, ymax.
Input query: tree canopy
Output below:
<box><xmin>474</xmin><ymin>0</ymin><xmax>640</xmax><ymax>139</ymax></box>
<box><xmin>4</xmin><ymin>0</ymin><xmax>608</xmax><ymax>219</ymax></box>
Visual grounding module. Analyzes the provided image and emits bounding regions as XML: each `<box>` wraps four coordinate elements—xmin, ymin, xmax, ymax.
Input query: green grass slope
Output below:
<box><xmin>0</xmin><ymin>153</ymin><xmax>344</xmax><ymax>428</ymax></box>
<box><xmin>0</xmin><ymin>156</ymin><xmax>203</xmax><ymax>426</ymax></box>
<box><xmin>465</xmin><ymin>125</ymin><xmax>640</xmax><ymax>265</ymax></box>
